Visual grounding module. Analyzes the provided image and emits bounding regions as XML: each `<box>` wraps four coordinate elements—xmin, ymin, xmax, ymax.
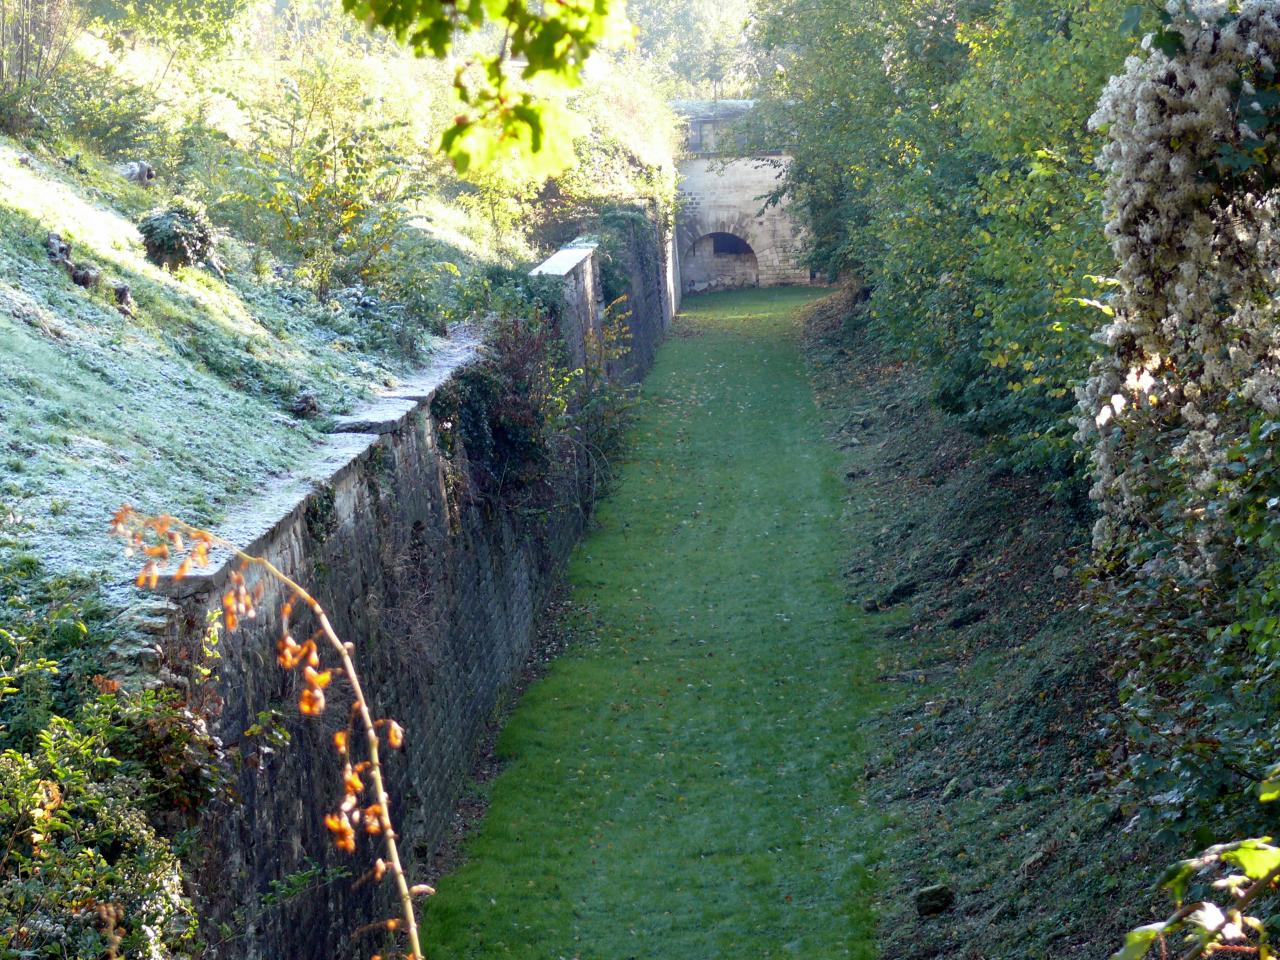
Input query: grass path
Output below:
<box><xmin>426</xmin><ymin>288</ymin><xmax>886</xmax><ymax>959</ymax></box>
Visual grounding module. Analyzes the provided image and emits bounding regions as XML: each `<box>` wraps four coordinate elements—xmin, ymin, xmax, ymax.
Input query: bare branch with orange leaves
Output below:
<box><xmin>110</xmin><ymin>505</ymin><xmax>433</xmax><ymax>960</ymax></box>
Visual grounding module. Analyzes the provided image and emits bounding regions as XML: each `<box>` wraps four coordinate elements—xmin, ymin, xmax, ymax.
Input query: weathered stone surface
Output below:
<box><xmin>915</xmin><ymin>884</ymin><xmax>955</xmax><ymax>917</ymax></box>
<box><xmin>676</xmin><ymin>156</ymin><xmax>810</xmax><ymax>293</ymax></box>
<box><xmin>331</xmin><ymin>397</ymin><xmax>420</xmax><ymax>434</ymax></box>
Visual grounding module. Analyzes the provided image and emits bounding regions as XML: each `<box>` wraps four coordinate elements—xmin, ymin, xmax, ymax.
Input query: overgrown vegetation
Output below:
<box><xmin>138</xmin><ymin>197</ymin><xmax>219</xmax><ymax>272</ymax></box>
<box><xmin>751</xmin><ymin>0</ymin><xmax>1137</xmax><ymax>483</ymax></box>
<box><xmin>432</xmin><ymin>271</ymin><xmax>639</xmax><ymax>509</ymax></box>
<box><xmin>754</xmin><ymin>0</ymin><xmax>1280</xmax><ymax>956</ymax></box>
<box><xmin>0</xmin><ymin>537</ymin><xmax>218</xmax><ymax>958</ymax></box>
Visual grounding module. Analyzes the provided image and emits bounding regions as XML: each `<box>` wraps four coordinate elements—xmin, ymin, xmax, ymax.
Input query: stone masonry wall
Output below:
<box><xmin>677</xmin><ymin>156</ymin><xmax>810</xmax><ymax>292</ymax></box>
<box><xmin>532</xmin><ymin>239</ymin><xmax>602</xmax><ymax>371</ymax></box>
<box><xmin>681</xmin><ymin>234</ymin><xmax>759</xmax><ymax>292</ymax></box>
<box><xmin>157</xmin><ymin>232</ymin><xmax>670</xmax><ymax>960</ymax></box>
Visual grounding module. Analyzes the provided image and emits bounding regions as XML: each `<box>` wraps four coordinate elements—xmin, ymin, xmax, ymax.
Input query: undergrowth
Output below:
<box><xmin>800</xmin><ymin>289</ymin><xmax>1179</xmax><ymax>958</ymax></box>
<box><xmin>0</xmin><ymin>525</ymin><xmax>220</xmax><ymax>958</ymax></box>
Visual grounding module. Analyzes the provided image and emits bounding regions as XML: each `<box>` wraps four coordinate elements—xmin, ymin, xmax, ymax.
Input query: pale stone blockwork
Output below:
<box><xmin>676</xmin><ymin>155</ymin><xmax>810</xmax><ymax>294</ymax></box>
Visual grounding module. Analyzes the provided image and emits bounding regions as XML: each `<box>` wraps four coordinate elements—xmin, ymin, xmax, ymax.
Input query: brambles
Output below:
<box><xmin>1</xmin><ymin>621</ymin><xmax>213</xmax><ymax>959</ymax></box>
<box><xmin>138</xmin><ymin>197</ymin><xmax>219</xmax><ymax>273</ymax></box>
<box><xmin>110</xmin><ymin>506</ymin><xmax>431</xmax><ymax>960</ymax></box>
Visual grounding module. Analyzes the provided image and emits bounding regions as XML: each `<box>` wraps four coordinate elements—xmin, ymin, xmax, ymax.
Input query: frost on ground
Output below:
<box><xmin>0</xmin><ymin>138</ymin><xmax>457</xmax><ymax>580</ymax></box>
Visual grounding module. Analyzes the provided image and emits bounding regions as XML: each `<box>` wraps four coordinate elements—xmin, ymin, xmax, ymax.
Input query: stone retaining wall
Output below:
<box><xmin>158</xmin><ymin>229</ymin><xmax>672</xmax><ymax>960</ymax></box>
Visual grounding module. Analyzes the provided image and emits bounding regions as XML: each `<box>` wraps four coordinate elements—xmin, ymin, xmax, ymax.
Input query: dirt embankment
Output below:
<box><xmin>802</xmin><ymin>290</ymin><xmax>1175</xmax><ymax>959</ymax></box>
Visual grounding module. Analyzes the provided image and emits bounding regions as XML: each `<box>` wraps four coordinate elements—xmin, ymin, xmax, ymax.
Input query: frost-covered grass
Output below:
<box><xmin>0</xmin><ymin>136</ymin><xmax>444</xmax><ymax>575</ymax></box>
<box><xmin>424</xmin><ymin>288</ymin><xmax>888</xmax><ymax>959</ymax></box>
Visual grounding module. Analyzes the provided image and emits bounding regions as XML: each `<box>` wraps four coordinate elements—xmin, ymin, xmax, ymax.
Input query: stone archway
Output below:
<box><xmin>675</xmin><ymin>153</ymin><xmax>810</xmax><ymax>293</ymax></box>
<box><xmin>681</xmin><ymin>231</ymin><xmax>759</xmax><ymax>293</ymax></box>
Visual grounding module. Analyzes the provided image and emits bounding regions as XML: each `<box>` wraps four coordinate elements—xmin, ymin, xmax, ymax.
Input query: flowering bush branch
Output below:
<box><xmin>110</xmin><ymin>506</ymin><xmax>431</xmax><ymax>960</ymax></box>
<box><xmin>1086</xmin><ymin>2</ymin><xmax>1280</xmax><ymax>956</ymax></box>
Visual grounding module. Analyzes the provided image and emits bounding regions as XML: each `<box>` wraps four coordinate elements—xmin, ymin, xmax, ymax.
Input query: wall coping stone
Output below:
<box><xmin>530</xmin><ymin>239</ymin><xmax>598</xmax><ymax>278</ymax></box>
<box><xmin>151</xmin><ymin>333</ymin><xmax>483</xmax><ymax>600</ymax></box>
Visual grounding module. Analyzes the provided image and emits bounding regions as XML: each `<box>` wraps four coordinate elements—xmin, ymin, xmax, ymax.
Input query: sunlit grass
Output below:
<box><xmin>425</xmin><ymin>285</ymin><xmax>888</xmax><ymax>959</ymax></box>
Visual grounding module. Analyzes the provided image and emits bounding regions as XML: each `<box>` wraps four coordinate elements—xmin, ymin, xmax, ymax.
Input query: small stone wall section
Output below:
<box><xmin>532</xmin><ymin>224</ymin><xmax>680</xmax><ymax>380</ymax></box>
<box><xmin>157</xmin><ymin>227</ymin><xmax>672</xmax><ymax>960</ymax></box>
<box><xmin>531</xmin><ymin>238</ymin><xmax>602</xmax><ymax>370</ymax></box>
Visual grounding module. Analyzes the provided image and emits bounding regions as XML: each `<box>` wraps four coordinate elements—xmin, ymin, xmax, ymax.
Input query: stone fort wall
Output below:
<box><xmin>677</xmin><ymin>156</ymin><xmax>810</xmax><ymax>293</ymax></box>
<box><xmin>154</xmin><ymin>226</ymin><xmax>676</xmax><ymax>960</ymax></box>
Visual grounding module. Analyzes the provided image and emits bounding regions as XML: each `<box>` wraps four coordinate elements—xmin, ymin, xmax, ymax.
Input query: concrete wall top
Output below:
<box><xmin>530</xmin><ymin>240</ymin><xmax>598</xmax><ymax>278</ymax></box>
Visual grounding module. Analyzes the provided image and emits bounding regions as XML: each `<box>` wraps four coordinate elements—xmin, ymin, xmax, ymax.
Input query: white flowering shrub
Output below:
<box><xmin>1085</xmin><ymin>0</ymin><xmax>1280</xmax><ymax>801</ymax></box>
<box><xmin>1087</xmin><ymin>3</ymin><xmax>1280</xmax><ymax>956</ymax></box>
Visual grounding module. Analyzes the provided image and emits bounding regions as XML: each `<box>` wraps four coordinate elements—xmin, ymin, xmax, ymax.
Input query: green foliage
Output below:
<box><xmin>0</xmin><ymin>0</ymin><xmax>83</xmax><ymax>132</ymax></box>
<box><xmin>431</xmin><ymin>273</ymin><xmax>573</xmax><ymax>498</ymax></box>
<box><xmin>627</xmin><ymin>0</ymin><xmax>758</xmax><ymax>96</ymax></box>
<box><xmin>38</xmin><ymin>55</ymin><xmax>164</xmax><ymax>157</ymax></box>
<box><xmin>568</xmin><ymin>294</ymin><xmax>637</xmax><ymax>452</ymax></box>
<box><xmin>429</xmin><ymin>264</ymin><xmax>641</xmax><ymax>504</ymax></box>
<box><xmin>752</xmin><ymin>0</ymin><xmax>1135</xmax><ymax>485</ymax></box>
<box><xmin>226</xmin><ymin>59</ymin><xmax>429</xmax><ymax>295</ymax></box>
<box><xmin>138</xmin><ymin>196</ymin><xmax>218</xmax><ymax>272</ymax></box>
<box><xmin>343</xmin><ymin>0</ymin><xmax>628</xmax><ymax>172</ymax></box>
<box><xmin>0</xmin><ymin>743</ymin><xmax>196</xmax><ymax>959</ymax></box>
<box><xmin>86</xmin><ymin>0</ymin><xmax>253</xmax><ymax>53</ymax></box>
<box><xmin>0</xmin><ymin>556</ymin><xmax>219</xmax><ymax>959</ymax></box>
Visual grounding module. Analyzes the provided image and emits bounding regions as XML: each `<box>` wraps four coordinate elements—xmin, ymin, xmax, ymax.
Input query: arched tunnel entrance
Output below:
<box><xmin>681</xmin><ymin>231</ymin><xmax>759</xmax><ymax>294</ymax></box>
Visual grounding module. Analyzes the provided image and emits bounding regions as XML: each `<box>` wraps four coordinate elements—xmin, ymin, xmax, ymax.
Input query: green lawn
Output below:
<box><xmin>425</xmin><ymin>287</ymin><xmax>887</xmax><ymax>959</ymax></box>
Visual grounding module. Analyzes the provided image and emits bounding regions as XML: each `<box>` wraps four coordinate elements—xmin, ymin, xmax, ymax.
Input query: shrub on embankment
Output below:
<box><xmin>757</xmin><ymin>0</ymin><xmax>1280</xmax><ymax>952</ymax></box>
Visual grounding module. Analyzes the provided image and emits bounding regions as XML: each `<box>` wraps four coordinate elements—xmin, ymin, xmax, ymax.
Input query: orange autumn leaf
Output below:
<box><xmin>387</xmin><ymin>721</ymin><xmax>404</xmax><ymax>749</ymax></box>
<box><xmin>344</xmin><ymin>767</ymin><xmax>364</xmax><ymax>794</ymax></box>
<box><xmin>334</xmin><ymin>730</ymin><xmax>348</xmax><ymax>754</ymax></box>
<box><xmin>91</xmin><ymin>675</ymin><xmax>120</xmax><ymax>694</ymax></box>
<box><xmin>304</xmin><ymin>666</ymin><xmax>332</xmax><ymax>689</ymax></box>
<box><xmin>325</xmin><ymin>813</ymin><xmax>356</xmax><ymax>853</ymax></box>
<box><xmin>110</xmin><ymin>505</ymin><xmax>133</xmax><ymax>531</ymax></box>
<box><xmin>299</xmin><ymin>687</ymin><xmax>326</xmax><ymax>716</ymax></box>
<box><xmin>277</xmin><ymin>638</ymin><xmax>316</xmax><ymax>670</ymax></box>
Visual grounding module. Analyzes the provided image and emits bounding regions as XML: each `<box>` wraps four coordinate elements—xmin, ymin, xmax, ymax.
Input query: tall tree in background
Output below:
<box><xmin>752</xmin><ymin>0</ymin><xmax>1136</xmax><ymax>480</ymax></box>
<box><xmin>626</xmin><ymin>0</ymin><xmax>758</xmax><ymax>97</ymax></box>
